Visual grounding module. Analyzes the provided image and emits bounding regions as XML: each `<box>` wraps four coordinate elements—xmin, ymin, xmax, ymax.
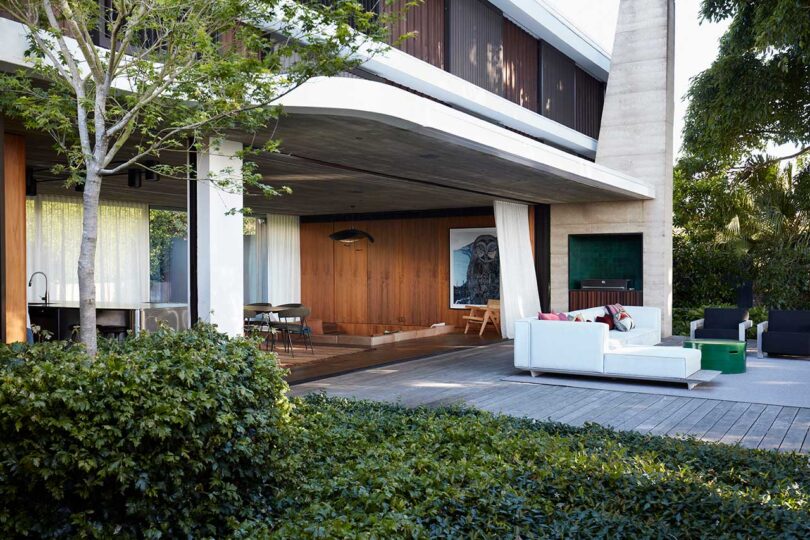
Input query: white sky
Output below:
<box><xmin>542</xmin><ymin>0</ymin><xmax>729</xmax><ymax>156</ymax></box>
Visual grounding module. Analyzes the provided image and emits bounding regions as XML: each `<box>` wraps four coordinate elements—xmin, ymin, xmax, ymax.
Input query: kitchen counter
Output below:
<box><xmin>29</xmin><ymin>302</ymin><xmax>190</xmax><ymax>340</ymax></box>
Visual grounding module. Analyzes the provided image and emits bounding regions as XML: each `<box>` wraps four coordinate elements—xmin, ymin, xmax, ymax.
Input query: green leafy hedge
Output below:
<box><xmin>0</xmin><ymin>325</ymin><xmax>291</xmax><ymax>538</ymax></box>
<box><xmin>270</xmin><ymin>396</ymin><xmax>810</xmax><ymax>538</ymax></box>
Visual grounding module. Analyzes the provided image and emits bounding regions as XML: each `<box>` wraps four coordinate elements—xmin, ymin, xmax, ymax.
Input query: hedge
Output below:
<box><xmin>0</xmin><ymin>324</ymin><xmax>291</xmax><ymax>538</ymax></box>
<box><xmin>269</xmin><ymin>395</ymin><xmax>810</xmax><ymax>538</ymax></box>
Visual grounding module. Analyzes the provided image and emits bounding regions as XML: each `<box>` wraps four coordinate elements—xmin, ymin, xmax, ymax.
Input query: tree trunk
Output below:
<box><xmin>78</xmin><ymin>168</ymin><xmax>103</xmax><ymax>357</ymax></box>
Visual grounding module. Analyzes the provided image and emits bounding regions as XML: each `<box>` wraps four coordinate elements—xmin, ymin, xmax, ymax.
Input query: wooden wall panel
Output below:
<box><xmin>300</xmin><ymin>213</ymin><xmax>496</xmax><ymax>333</ymax></box>
<box><xmin>333</xmin><ymin>234</ymin><xmax>369</xmax><ymax>324</ymax></box>
<box><xmin>2</xmin><ymin>132</ymin><xmax>27</xmax><ymax>343</ymax></box>
<box><xmin>503</xmin><ymin>19</ymin><xmax>538</xmax><ymax>111</ymax></box>
<box><xmin>300</xmin><ymin>221</ymin><xmax>336</xmax><ymax>323</ymax></box>
<box><xmin>384</xmin><ymin>0</ymin><xmax>445</xmax><ymax>69</ymax></box>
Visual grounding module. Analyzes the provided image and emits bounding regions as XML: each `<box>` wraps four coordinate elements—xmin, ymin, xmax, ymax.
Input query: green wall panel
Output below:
<box><xmin>568</xmin><ymin>234</ymin><xmax>643</xmax><ymax>290</ymax></box>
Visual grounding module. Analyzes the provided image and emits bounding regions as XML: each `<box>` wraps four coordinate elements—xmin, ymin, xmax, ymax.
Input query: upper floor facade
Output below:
<box><xmin>0</xmin><ymin>0</ymin><xmax>611</xmax><ymax>159</ymax></box>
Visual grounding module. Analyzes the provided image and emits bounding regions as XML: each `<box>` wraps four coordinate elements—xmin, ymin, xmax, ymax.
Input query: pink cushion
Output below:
<box><xmin>538</xmin><ymin>312</ymin><xmax>562</xmax><ymax>321</ymax></box>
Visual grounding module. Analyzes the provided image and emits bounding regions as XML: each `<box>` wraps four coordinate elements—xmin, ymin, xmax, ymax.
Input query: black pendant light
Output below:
<box><xmin>329</xmin><ymin>228</ymin><xmax>375</xmax><ymax>244</ymax></box>
<box><xmin>329</xmin><ymin>205</ymin><xmax>374</xmax><ymax>245</ymax></box>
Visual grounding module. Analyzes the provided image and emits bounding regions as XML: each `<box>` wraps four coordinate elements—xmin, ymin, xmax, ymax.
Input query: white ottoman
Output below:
<box><xmin>604</xmin><ymin>346</ymin><xmax>702</xmax><ymax>379</ymax></box>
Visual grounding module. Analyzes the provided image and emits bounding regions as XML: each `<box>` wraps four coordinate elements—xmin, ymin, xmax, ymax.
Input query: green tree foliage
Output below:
<box><xmin>0</xmin><ymin>0</ymin><xmax>397</xmax><ymax>354</ymax></box>
<box><xmin>683</xmin><ymin>0</ymin><xmax>810</xmax><ymax>171</ymax></box>
<box><xmin>674</xmin><ymin>160</ymin><xmax>810</xmax><ymax>309</ymax></box>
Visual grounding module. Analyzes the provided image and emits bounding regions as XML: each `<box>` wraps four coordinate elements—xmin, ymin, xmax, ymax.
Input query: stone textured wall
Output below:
<box><xmin>549</xmin><ymin>0</ymin><xmax>675</xmax><ymax>335</ymax></box>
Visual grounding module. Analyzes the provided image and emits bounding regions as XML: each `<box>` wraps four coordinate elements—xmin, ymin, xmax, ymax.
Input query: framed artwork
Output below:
<box><xmin>449</xmin><ymin>227</ymin><xmax>500</xmax><ymax>309</ymax></box>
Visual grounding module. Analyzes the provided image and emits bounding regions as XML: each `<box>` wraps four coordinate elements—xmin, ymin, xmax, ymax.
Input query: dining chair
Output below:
<box><xmin>276</xmin><ymin>306</ymin><xmax>314</xmax><ymax>357</ymax></box>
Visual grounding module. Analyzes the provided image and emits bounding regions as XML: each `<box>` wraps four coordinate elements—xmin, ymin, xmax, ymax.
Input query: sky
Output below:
<box><xmin>541</xmin><ymin>0</ymin><xmax>729</xmax><ymax>156</ymax></box>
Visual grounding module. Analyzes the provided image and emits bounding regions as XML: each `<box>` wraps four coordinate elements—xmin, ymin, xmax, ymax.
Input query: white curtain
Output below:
<box><xmin>266</xmin><ymin>214</ymin><xmax>300</xmax><ymax>305</ymax></box>
<box><xmin>26</xmin><ymin>195</ymin><xmax>150</xmax><ymax>304</ymax></box>
<box><xmin>494</xmin><ymin>200</ymin><xmax>542</xmax><ymax>338</ymax></box>
<box><xmin>243</xmin><ymin>218</ymin><xmax>269</xmax><ymax>303</ymax></box>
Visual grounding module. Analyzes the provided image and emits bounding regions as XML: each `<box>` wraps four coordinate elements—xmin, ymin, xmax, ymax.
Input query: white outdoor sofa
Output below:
<box><xmin>514</xmin><ymin>306</ymin><xmax>718</xmax><ymax>389</ymax></box>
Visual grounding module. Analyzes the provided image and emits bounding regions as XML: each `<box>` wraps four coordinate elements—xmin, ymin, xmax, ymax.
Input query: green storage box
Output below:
<box><xmin>683</xmin><ymin>339</ymin><xmax>747</xmax><ymax>374</ymax></box>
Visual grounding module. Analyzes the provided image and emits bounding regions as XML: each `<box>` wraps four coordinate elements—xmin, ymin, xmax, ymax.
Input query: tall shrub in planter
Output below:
<box><xmin>0</xmin><ymin>325</ymin><xmax>290</xmax><ymax>538</ymax></box>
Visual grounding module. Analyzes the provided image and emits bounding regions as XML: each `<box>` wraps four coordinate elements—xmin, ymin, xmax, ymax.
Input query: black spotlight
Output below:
<box><xmin>143</xmin><ymin>160</ymin><xmax>160</xmax><ymax>182</ymax></box>
<box><xmin>25</xmin><ymin>167</ymin><xmax>37</xmax><ymax>196</ymax></box>
<box><xmin>127</xmin><ymin>168</ymin><xmax>143</xmax><ymax>188</ymax></box>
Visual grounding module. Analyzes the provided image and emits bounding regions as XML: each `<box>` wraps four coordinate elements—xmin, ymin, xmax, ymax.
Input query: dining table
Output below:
<box><xmin>244</xmin><ymin>304</ymin><xmax>294</xmax><ymax>352</ymax></box>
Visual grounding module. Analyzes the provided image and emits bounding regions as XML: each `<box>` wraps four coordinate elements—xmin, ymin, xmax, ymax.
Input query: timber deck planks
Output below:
<box><xmin>292</xmin><ymin>342</ymin><xmax>810</xmax><ymax>453</ymax></box>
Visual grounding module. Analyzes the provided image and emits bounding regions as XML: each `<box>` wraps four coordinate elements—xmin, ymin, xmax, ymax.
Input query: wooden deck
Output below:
<box><xmin>292</xmin><ymin>342</ymin><xmax>810</xmax><ymax>454</ymax></box>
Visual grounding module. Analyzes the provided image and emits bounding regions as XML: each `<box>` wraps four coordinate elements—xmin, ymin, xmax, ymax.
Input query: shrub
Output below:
<box><xmin>0</xmin><ymin>324</ymin><xmax>291</xmax><ymax>538</ymax></box>
<box><xmin>270</xmin><ymin>396</ymin><xmax>810</xmax><ymax>538</ymax></box>
<box><xmin>673</xmin><ymin>235</ymin><xmax>742</xmax><ymax>308</ymax></box>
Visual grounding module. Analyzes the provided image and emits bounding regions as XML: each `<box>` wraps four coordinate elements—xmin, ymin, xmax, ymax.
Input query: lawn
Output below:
<box><xmin>271</xmin><ymin>395</ymin><xmax>810</xmax><ymax>538</ymax></box>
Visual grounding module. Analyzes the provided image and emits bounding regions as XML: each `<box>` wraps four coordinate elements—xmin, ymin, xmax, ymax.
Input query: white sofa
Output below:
<box><xmin>514</xmin><ymin>306</ymin><xmax>705</xmax><ymax>384</ymax></box>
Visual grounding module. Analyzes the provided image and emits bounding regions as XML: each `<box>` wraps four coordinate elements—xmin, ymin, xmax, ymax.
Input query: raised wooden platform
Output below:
<box><xmin>528</xmin><ymin>368</ymin><xmax>721</xmax><ymax>390</ymax></box>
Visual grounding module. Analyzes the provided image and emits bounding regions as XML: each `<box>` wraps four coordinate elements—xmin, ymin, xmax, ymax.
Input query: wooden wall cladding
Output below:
<box><xmin>2</xmin><ymin>132</ymin><xmax>27</xmax><ymax>343</ymax></box>
<box><xmin>384</xmin><ymin>0</ymin><xmax>445</xmax><ymax>69</ymax></box>
<box><xmin>446</xmin><ymin>0</ymin><xmax>504</xmax><ymax>96</ymax></box>
<box><xmin>575</xmin><ymin>67</ymin><xmax>605</xmax><ymax>139</ymax></box>
<box><xmin>503</xmin><ymin>19</ymin><xmax>538</xmax><ymax>112</ymax></box>
<box><xmin>568</xmin><ymin>290</ymin><xmax>643</xmax><ymax>312</ymax></box>
<box><xmin>300</xmin><ymin>213</ymin><xmax>495</xmax><ymax>333</ymax></box>
<box><xmin>540</xmin><ymin>41</ymin><xmax>576</xmax><ymax>129</ymax></box>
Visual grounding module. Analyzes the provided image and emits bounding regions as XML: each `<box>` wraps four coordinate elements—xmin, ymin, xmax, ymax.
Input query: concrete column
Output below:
<box><xmin>195</xmin><ymin>138</ymin><xmax>244</xmax><ymax>336</ymax></box>
<box><xmin>550</xmin><ymin>0</ymin><xmax>675</xmax><ymax>336</ymax></box>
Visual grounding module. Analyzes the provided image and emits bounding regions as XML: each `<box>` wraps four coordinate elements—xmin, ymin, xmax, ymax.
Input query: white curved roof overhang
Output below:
<box><xmin>275</xmin><ymin>77</ymin><xmax>653</xmax><ymax>202</ymax></box>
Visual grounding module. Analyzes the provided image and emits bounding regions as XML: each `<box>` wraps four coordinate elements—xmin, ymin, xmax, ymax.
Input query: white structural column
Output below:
<box><xmin>266</xmin><ymin>214</ymin><xmax>301</xmax><ymax>306</ymax></box>
<box><xmin>195</xmin><ymin>139</ymin><xmax>245</xmax><ymax>336</ymax></box>
<box><xmin>549</xmin><ymin>0</ymin><xmax>675</xmax><ymax>335</ymax></box>
<box><xmin>494</xmin><ymin>201</ymin><xmax>542</xmax><ymax>338</ymax></box>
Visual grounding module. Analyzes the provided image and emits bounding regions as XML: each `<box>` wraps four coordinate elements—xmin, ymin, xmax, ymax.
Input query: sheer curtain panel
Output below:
<box><xmin>26</xmin><ymin>195</ymin><xmax>150</xmax><ymax>304</ymax></box>
<box><xmin>266</xmin><ymin>214</ymin><xmax>301</xmax><ymax>305</ymax></box>
<box><xmin>494</xmin><ymin>200</ymin><xmax>542</xmax><ymax>338</ymax></box>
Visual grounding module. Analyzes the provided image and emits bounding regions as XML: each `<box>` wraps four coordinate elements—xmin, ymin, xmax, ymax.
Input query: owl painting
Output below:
<box><xmin>450</xmin><ymin>228</ymin><xmax>500</xmax><ymax>308</ymax></box>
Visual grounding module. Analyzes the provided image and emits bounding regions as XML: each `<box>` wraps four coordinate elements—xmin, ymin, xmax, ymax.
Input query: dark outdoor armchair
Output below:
<box><xmin>690</xmin><ymin>308</ymin><xmax>751</xmax><ymax>341</ymax></box>
<box><xmin>757</xmin><ymin>310</ymin><xmax>810</xmax><ymax>358</ymax></box>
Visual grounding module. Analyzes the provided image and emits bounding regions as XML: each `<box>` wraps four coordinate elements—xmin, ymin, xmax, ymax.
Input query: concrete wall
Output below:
<box><xmin>549</xmin><ymin>0</ymin><xmax>675</xmax><ymax>335</ymax></box>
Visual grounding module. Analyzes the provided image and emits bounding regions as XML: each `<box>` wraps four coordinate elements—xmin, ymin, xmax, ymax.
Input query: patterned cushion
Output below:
<box><xmin>595</xmin><ymin>315</ymin><xmax>615</xmax><ymax>329</ymax></box>
<box><xmin>606</xmin><ymin>304</ymin><xmax>635</xmax><ymax>332</ymax></box>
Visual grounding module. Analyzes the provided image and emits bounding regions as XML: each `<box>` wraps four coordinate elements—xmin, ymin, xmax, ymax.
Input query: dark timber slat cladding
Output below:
<box><xmin>575</xmin><ymin>67</ymin><xmax>605</xmax><ymax>139</ymax></box>
<box><xmin>446</xmin><ymin>0</ymin><xmax>503</xmax><ymax>96</ymax></box>
<box><xmin>568</xmin><ymin>290</ymin><xmax>643</xmax><ymax>311</ymax></box>
<box><xmin>502</xmin><ymin>19</ymin><xmax>538</xmax><ymax>111</ymax></box>
<box><xmin>384</xmin><ymin>0</ymin><xmax>445</xmax><ymax>69</ymax></box>
<box><xmin>540</xmin><ymin>41</ymin><xmax>576</xmax><ymax>129</ymax></box>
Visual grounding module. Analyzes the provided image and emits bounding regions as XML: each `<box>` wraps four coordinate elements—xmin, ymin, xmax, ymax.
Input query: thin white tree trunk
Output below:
<box><xmin>78</xmin><ymin>168</ymin><xmax>102</xmax><ymax>356</ymax></box>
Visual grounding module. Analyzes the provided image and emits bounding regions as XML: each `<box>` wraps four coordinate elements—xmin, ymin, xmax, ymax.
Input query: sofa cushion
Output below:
<box><xmin>538</xmin><ymin>312</ymin><xmax>563</xmax><ymax>321</ymax></box>
<box><xmin>694</xmin><ymin>327</ymin><xmax>740</xmax><ymax>340</ymax></box>
<box><xmin>608</xmin><ymin>328</ymin><xmax>659</xmax><ymax>349</ymax></box>
<box><xmin>762</xmin><ymin>331</ymin><xmax>810</xmax><ymax>356</ymax></box>
<box><xmin>604</xmin><ymin>346</ymin><xmax>702</xmax><ymax>379</ymax></box>
<box><xmin>768</xmin><ymin>310</ymin><xmax>810</xmax><ymax>333</ymax></box>
<box><xmin>704</xmin><ymin>308</ymin><xmax>748</xmax><ymax>329</ymax></box>
<box><xmin>606</xmin><ymin>304</ymin><xmax>635</xmax><ymax>332</ymax></box>
<box><xmin>595</xmin><ymin>315</ymin><xmax>615</xmax><ymax>329</ymax></box>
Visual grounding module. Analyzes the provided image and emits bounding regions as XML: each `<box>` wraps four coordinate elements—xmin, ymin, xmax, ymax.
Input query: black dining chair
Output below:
<box><xmin>276</xmin><ymin>306</ymin><xmax>314</xmax><ymax>357</ymax></box>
